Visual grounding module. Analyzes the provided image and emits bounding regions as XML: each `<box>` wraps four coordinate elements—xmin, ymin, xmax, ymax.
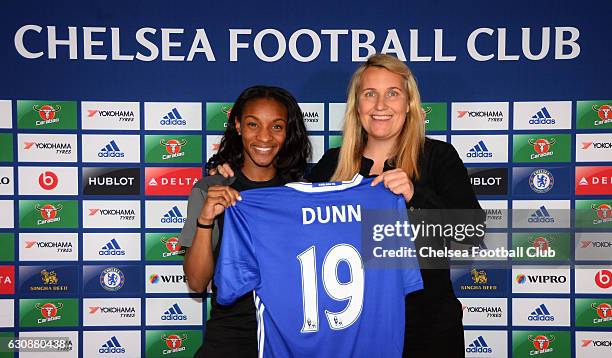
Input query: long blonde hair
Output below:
<box><xmin>331</xmin><ymin>53</ymin><xmax>425</xmax><ymax>181</ymax></box>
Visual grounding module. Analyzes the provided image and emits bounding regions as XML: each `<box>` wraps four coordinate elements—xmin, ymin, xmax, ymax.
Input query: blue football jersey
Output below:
<box><xmin>215</xmin><ymin>175</ymin><xmax>423</xmax><ymax>357</ymax></box>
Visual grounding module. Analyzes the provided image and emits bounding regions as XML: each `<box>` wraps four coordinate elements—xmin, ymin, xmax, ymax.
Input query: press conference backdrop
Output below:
<box><xmin>0</xmin><ymin>0</ymin><xmax>611</xmax><ymax>357</ymax></box>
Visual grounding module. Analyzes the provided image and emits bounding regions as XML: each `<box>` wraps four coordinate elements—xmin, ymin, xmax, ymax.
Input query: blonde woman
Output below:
<box><xmin>308</xmin><ymin>54</ymin><xmax>481</xmax><ymax>357</ymax></box>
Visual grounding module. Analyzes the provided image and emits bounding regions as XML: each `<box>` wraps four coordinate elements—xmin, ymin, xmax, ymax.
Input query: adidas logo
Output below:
<box><xmin>162</xmin><ymin>303</ymin><xmax>188</xmax><ymax>321</ymax></box>
<box><xmin>98</xmin><ymin>140</ymin><xmax>125</xmax><ymax>158</ymax></box>
<box><xmin>528</xmin><ymin>205</ymin><xmax>554</xmax><ymax>223</ymax></box>
<box><xmin>99</xmin><ymin>336</ymin><xmax>126</xmax><ymax>354</ymax></box>
<box><xmin>160</xmin><ymin>107</ymin><xmax>187</xmax><ymax>126</ymax></box>
<box><xmin>466</xmin><ymin>140</ymin><xmax>493</xmax><ymax>158</ymax></box>
<box><xmin>529</xmin><ymin>304</ymin><xmax>555</xmax><ymax>321</ymax></box>
<box><xmin>529</xmin><ymin>107</ymin><xmax>556</xmax><ymax>125</ymax></box>
<box><xmin>161</xmin><ymin>206</ymin><xmax>186</xmax><ymax>224</ymax></box>
<box><xmin>465</xmin><ymin>336</ymin><xmax>493</xmax><ymax>354</ymax></box>
<box><xmin>99</xmin><ymin>238</ymin><xmax>125</xmax><ymax>256</ymax></box>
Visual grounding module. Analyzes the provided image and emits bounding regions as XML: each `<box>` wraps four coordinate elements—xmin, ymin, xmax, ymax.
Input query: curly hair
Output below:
<box><xmin>206</xmin><ymin>85</ymin><xmax>311</xmax><ymax>182</ymax></box>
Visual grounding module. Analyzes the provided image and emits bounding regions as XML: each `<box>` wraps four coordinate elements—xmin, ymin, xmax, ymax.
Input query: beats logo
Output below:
<box><xmin>38</xmin><ymin>171</ymin><xmax>58</xmax><ymax>190</ymax></box>
<box><xmin>595</xmin><ymin>269</ymin><xmax>612</xmax><ymax>289</ymax></box>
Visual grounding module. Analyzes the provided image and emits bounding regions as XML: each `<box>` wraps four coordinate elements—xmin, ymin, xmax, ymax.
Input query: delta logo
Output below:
<box><xmin>149</xmin><ymin>274</ymin><xmax>187</xmax><ymax>285</ymax></box>
<box><xmin>89</xmin><ymin>207</ymin><xmax>136</xmax><ymax>221</ymax></box>
<box><xmin>528</xmin><ymin>304</ymin><xmax>555</xmax><ymax>322</ymax></box>
<box><xmin>528</xmin><ymin>334</ymin><xmax>556</xmax><ymax>355</ymax></box>
<box><xmin>528</xmin><ymin>137</ymin><xmax>556</xmax><ymax>160</ymax></box>
<box><xmin>591</xmin><ymin>203</ymin><xmax>612</xmax><ymax>225</ymax></box>
<box><xmin>98</xmin><ymin>140</ymin><xmax>125</xmax><ymax>158</ymax></box>
<box><xmin>592</xmin><ymin>104</ymin><xmax>612</xmax><ymax>126</ymax></box>
<box><xmin>528</xmin><ymin>206</ymin><xmax>555</xmax><ymax>223</ymax></box>
<box><xmin>467</xmin><ymin>140</ymin><xmax>493</xmax><ymax>158</ymax></box>
<box><xmin>35</xmin><ymin>302</ymin><xmax>63</xmax><ymax>324</ymax></box>
<box><xmin>88</xmin><ymin>305</ymin><xmax>136</xmax><ymax>317</ymax></box>
<box><xmin>162</xmin><ymin>303</ymin><xmax>188</xmax><ymax>321</ymax></box>
<box><xmin>32</xmin><ymin>104</ymin><xmax>61</xmax><ymax>126</ymax></box>
<box><xmin>595</xmin><ymin>269</ymin><xmax>612</xmax><ymax>289</ymax></box>
<box><xmin>36</xmin><ymin>203</ymin><xmax>63</xmax><ymax>225</ymax></box>
<box><xmin>591</xmin><ymin>302</ymin><xmax>612</xmax><ymax>324</ymax></box>
<box><xmin>465</xmin><ymin>336</ymin><xmax>493</xmax><ymax>354</ymax></box>
<box><xmin>145</xmin><ymin>168</ymin><xmax>201</xmax><ymax>196</ymax></box>
<box><xmin>23</xmin><ymin>140</ymin><xmax>72</xmax><ymax>154</ymax></box>
<box><xmin>161</xmin><ymin>108</ymin><xmax>186</xmax><ymax>126</ymax></box>
<box><xmin>529</xmin><ymin>107</ymin><xmax>556</xmax><ymax>125</ymax></box>
<box><xmin>160</xmin><ymin>138</ymin><xmax>187</xmax><ymax>160</ymax></box>
<box><xmin>162</xmin><ymin>333</ymin><xmax>188</xmax><ymax>355</ymax></box>
<box><xmin>576</xmin><ymin>166</ymin><xmax>612</xmax><ymax>195</ymax></box>
<box><xmin>0</xmin><ymin>266</ymin><xmax>15</xmax><ymax>294</ymax></box>
<box><xmin>161</xmin><ymin>206</ymin><xmax>186</xmax><ymax>224</ymax></box>
<box><xmin>162</xmin><ymin>237</ymin><xmax>185</xmax><ymax>257</ymax></box>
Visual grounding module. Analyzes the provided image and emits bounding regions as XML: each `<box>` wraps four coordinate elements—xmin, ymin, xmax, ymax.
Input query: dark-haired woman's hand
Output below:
<box><xmin>208</xmin><ymin>164</ymin><xmax>234</xmax><ymax>178</ymax></box>
<box><xmin>198</xmin><ymin>185</ymin><xmax>242</xmax><ymax>224</ymax></box>
<box><xmin>371</xmin><ymin>168</ymin><xmax>414</xmax><ymax>202</ymax></box>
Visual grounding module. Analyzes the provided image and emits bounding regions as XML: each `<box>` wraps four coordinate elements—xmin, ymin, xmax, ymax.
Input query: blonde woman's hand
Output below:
<box><xmin>371</xmin><ymin>168</ymin><xmax>414</xmax><ymax>202</ymax></box>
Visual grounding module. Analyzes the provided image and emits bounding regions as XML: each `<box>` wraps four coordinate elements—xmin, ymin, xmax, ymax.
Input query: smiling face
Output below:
<box><xmin>236</xmin><ymin>97</ymin><xmax>287</xmax><ymax>179</ymax></box>
<box><xmin>357</xmin><ymin>66</ymin><xmax>408</xmax><ymax>143</ymax></box>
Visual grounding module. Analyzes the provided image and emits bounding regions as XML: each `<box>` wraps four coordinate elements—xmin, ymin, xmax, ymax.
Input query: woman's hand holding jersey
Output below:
<box><xmin>198</xmin><ymin>185</ymin><xmax>241</xmax><ymax>225</ymax></box>
<box><xmin>371</xmin><ymin>168</ymin><xmax>415</xmax><ymax>202</ymax></box>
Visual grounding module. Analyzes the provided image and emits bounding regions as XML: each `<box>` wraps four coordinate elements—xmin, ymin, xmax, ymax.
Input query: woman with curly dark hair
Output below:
<box><xmin>179</xmin><ymin>85</ymin><xmax>311</xmax><ymax>357</ymax></box>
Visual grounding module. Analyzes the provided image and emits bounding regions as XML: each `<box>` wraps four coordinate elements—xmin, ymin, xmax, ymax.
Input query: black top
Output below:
<box><xmin>203</xmin><ymin>170</ymin><xmax>284</xmax><ymax>358</ymax></box>
<box><xmin>307</xmin><ymin>138</ymin><xmax>483</xmax><ymax>335</ymax></box>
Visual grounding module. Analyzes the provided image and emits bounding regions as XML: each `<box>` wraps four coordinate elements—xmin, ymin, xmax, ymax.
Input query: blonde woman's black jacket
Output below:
<box><xmin>307</xmin><ymin>138</ymin><xmax>485</xmax><ymax>357</ymax></box>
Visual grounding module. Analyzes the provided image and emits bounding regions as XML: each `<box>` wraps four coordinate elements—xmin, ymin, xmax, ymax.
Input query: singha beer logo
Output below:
<box><xmin>528</xmin><ymin>138</ymin><xmax>556</xmax><ymax>160</ymax></box>
<box><xmin>593</xmin><ymin>104</ymin><xmax>612</xmax><ymax>126</ymax></box>
<box><xmin>529</xmin><ymin>334</ymin><xmax>555</xmax><ymax>355</ymax></box>
<box><xmin>160</xmin><ymin>139</ymin><xmax>187</xmax><ymax>160</ymax></box>
<box><xmin>592</xmin><ymin>203</ymin><xmax>612</xmax><ymax>225</ymax></box>
<box><xmin>33</xmin><ymin>104</ymin><xmax>61</xmax><ymax>126</ymax></box>
<box><xmin>35</xmin><ymin>302</ymin><xmax>63</xmax><ymax>323</ymax></box>
<box><xmin>35</xmin><ymin>204</ymin><xmax>63</xmax><ymax>225</ymax></box>
<box><xmin>161</xmin><ymin>237</ymin><xmax>185</xmax><ymax>257</ymax></box>
<box><xmin>41</xmin><ymin>269</ymin><xmax>58</xmax><ymax>285</ymax></box>
<box><xmin>592</xmin><ymin>303</ymin><xmax>612</xmax><ymax>324</ymax></box>
<box><xmin>472</xmin><ymin>268</ymin><xmax>488</xmax><ymax>284</ymax></box>
<box><xmin>162</xmin><ymin>334</ymin><xmax>187</xmax><ymax>354</ymax></box>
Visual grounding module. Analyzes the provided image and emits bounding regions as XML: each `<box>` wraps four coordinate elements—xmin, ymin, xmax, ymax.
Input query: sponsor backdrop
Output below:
<box><xmin>1</xmin><ymin>0</ymin><xmax>611</xmax><ymax>357</ymax></box>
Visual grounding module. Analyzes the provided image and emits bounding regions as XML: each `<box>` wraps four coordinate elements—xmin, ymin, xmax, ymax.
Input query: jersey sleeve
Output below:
<box><xmin>214</xmin><ymin>204</ymin><xmax>260</xmax><ymax>306</ymax></box>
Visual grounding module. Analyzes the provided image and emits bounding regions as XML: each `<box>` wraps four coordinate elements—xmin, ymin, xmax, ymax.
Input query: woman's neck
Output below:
<box><xmin>363</xmin><ymin>137</ymin><xmax>397</xmax><ymax>175</ymax></box>
<box><xmin>240</xmin><ymin>165</ymin><xmax>276</xmax><ymax>182</ymax></box>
